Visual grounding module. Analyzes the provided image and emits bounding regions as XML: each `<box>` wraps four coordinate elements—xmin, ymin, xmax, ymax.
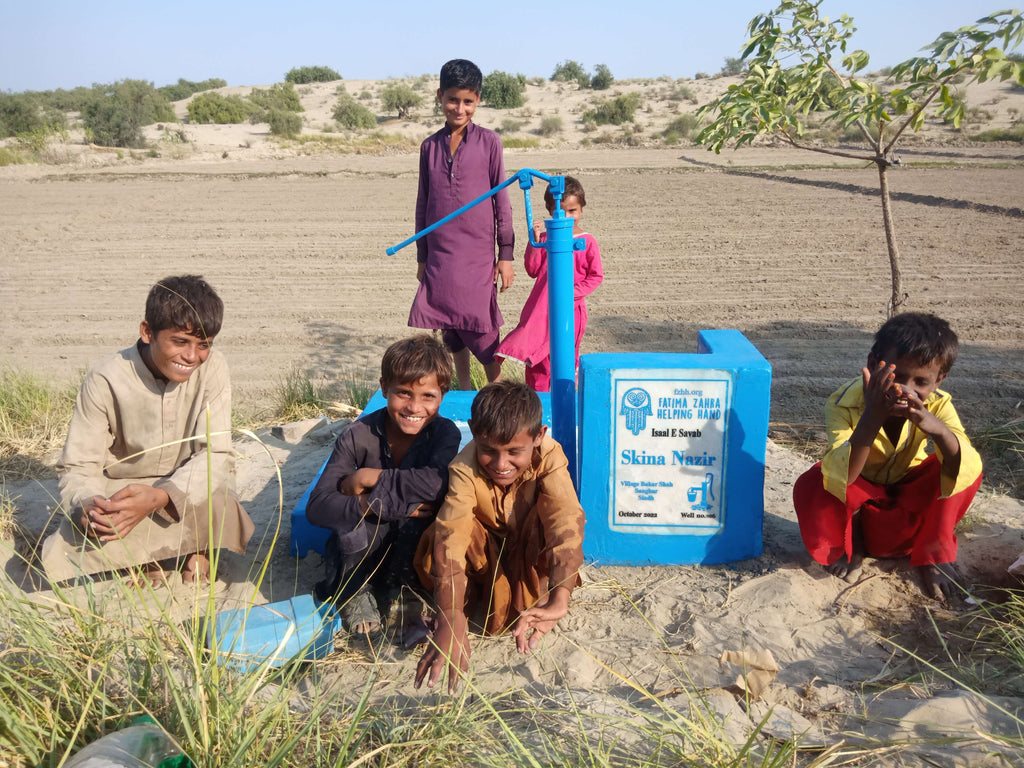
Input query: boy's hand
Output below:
<box><xmin>511</xmin><ymin>586</ymin><xmax>570</xmax><ymax>653</ymax></box>
<box><xmin>414</xmin><ymin>609</ymin><xmax>470</xmax><ymax>693</ymax></box>
<box><xmin>79</xmin><ymin>497</ymin><xmax>107</xmax><ymax>535</ymax></box>
<box><xmin>494</xmin><ymin>260</ymin><xmax>514</xmax><ymax>292</ymax></box>
<box><xmin>84</xmin><ymin>485</ymin><xmax>170</xmax><ymax>541</ymax></box>
<box><xmin>532</xmin><ymin>222</ymin><xmax>543</xmax><ymax>241</ymax></box>
<box><xmin>416</xmin><ymin>262</ymin><xmax>426</xmax><ymax>282</ymax></box>
<box><xmin>340</xmin><ymin>468</ymin><xmax>382</xmax><ymax>496</ymax></box>
<box><xmin>892</xmin><ymin>388</ymin><xmax>945</xmax><ymax>436</ymax></box>
<box><xmin>408</xmin><ymin>502</ymin><xmax>435</xmax><ymax>519</ymax></box>
<box><xmin>861</xmin><ymin>360</ymin><xmax>898</xmax><ymax>422</ymax></box>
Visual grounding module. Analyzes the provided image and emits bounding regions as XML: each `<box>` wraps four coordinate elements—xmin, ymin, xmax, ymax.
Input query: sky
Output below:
<box><xmin>1</xmin><ymin>0</ymin><xmax>1009</xmax><ymax>93</ymax></box>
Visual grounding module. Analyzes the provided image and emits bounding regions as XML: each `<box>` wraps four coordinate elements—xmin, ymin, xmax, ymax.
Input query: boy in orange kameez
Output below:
<box><xmin>414</xmin><ymin>381</ymin><xmax>585</xmax><ymax>692</ymax></box>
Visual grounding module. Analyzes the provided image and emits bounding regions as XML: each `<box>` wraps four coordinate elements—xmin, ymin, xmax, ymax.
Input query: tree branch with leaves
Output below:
<box><xmin>696</xmin><ymin>1</ymin><xmax>1024</xmax><ymax>316</ymax></box>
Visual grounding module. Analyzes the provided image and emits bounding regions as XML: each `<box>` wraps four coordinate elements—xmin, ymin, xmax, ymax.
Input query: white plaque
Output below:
<box><xmin>611</xmin><ymin>370</ymin><xmax>731</xmax><ymax>533</ymax></box>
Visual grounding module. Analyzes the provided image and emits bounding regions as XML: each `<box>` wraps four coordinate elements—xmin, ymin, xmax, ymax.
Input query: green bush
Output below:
<box><xmin>551</xmin><ymin>60</ymin><xmax>590</xmax><ymax>88</ymax></box>
<box><xmin>0</xmin><ymin>93</ymin><xmax>66</xmax><ymax>138</ymax></box>
<box><xmin>248</xmin><ymin>82</ymin><xmax>303</xmax><ymax>122</ymax></box>
<box><xmin>667</xmin><ymin>83</ymin><xmax>697</xmax><ymax>103</ymax></box>
<box><xmin>482</xmin><ymin>71</ymin><xmax>526</xmax><ymax>109</ymax></box>
<box><xmin>284</xmin><ymin>65</ymin><xmax>342</xmax><ymax>84</ymax></box>
<box><xmin>82</xmin><ymin>80</ymin><xmax>176</xmax><ymax>147</ymax></box>
<box><xmin>591</xmin><ymin>64</ymin><xmax>614</xmax><ymax>90</ymax></box>
<box><xmin>662</xmin><ymin>114</ymin><xmax>699</xmax><ymax>144</ymax></box>
<box><xmin>158</xmin><ymin>78</ymin><xmax>227</xmax><ymax>102</ymax></box>
<box><xmin>501</xmin><ymin>136</ymin><xmax>540</xmax><ymax>149</ymax></box>
<box><xmin>380</xmin><ymin>83</ymin><xmax>422</xmax><ymax>119</ymax></box>
<box><xmin>333</xmin><ymin>94</ymin><xmax>376</xmax><ymax>130</ymax></box>
<box><xmin>969</xmin><ymin>125</ymin><xmax>1024</xmax><ymax>142</ymax></box>
<box><xmin>538</xmin><ymin>115</ymin><xmax>563</xmax><ymax>136</ymax></box>
<box><xmin>268</xmin><ymin>108</ymin><xmax>302</xmax><ymax>137</ymax></box>
<box><xmin>584</xmin><ymin>92</ymin><xmax>641</xmax><ymax>125</ymax></box>
<box><xmin>498</xmin><ymin>118</ymin><xmax>524</xmax><ymax>133</ymax></box>
<box><xmin>37</xmin><ymin>86</ymin><xmax>95</xmax><ymax>113</ymax></box>
<box><xmin>14</xmin><ymin>125</ymin><xmax>68</xmax><ymax>154</ymax></box>
<box><xmin>0</xmin><ymin>147</ymin><xmax>26</xmax><ymax>166</ymax></box>
<box><xmin>187</xmin><ymin>92</ymin><xmax>252</xmax><ymax>124</ymax></box>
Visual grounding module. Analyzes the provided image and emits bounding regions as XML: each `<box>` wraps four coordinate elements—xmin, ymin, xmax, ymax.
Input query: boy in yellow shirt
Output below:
<box><xmin>794</xmin><ymin>313</ymin><xmax>982</xmax><ymax>601</ymax></box>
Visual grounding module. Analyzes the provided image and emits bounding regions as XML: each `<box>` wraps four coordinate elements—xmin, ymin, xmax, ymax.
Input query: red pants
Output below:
<box><xmin>793</xmin><ymin>455</ymin><xmax>981</xmax><ymax>567</ymax></box>
<box><xmin>525</xmin><ymin>357</ymin><xmax>551</xmax><ymax>392</ymax></box>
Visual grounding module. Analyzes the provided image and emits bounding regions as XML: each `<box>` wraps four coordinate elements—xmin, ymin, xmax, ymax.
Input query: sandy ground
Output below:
<box><xmin>2</xmin><ymin>75</ymin><xmax>1024</xmax><ymax>764</ymax></box>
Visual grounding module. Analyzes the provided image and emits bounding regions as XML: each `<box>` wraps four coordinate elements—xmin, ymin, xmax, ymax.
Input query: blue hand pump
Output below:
<box><xmin>387</xmin><ymin>168</ymin><xmax>582</xmax><ymax>485</ymax></box>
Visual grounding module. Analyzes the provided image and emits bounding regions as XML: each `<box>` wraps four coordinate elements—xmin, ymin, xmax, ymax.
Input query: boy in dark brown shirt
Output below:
<box><xmin>307</xmin><ymin>335</ymin><xmax>461</xmax><ymax>634</ymax></box>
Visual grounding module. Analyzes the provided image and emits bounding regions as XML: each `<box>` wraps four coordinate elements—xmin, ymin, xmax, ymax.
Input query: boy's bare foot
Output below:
<box><xmin>826</xmin><ymin>551</ymin><xmax>864</xmax><ymax>583</ymax></box>
<box><xmin>919</xmin><ymin>562</ymin><xmax>961</xmax><ymax>603</ymax></box>
<box><xmin>826</xmin><ymin>512</ymin><xmax>864</xmax><ymax>583</ymax></box>
<box><xmin>181</xmin><ymin>552</ymin><xmax>210</xmax><ymax>584</ymax></box>
<box><xmin>126</xmin><ymin>561</ymin><xmax>166</xmax><ymax>589</ymax></box>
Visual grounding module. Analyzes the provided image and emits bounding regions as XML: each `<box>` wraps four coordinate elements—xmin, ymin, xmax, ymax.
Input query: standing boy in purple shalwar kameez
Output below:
<box><xmin>408</xmin><ymin>58</ymin><xmax>515</xmax><ymax>390</ymax></box>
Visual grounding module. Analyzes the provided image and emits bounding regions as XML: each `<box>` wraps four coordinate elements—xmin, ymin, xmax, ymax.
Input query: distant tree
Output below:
<box><xmin>380</xmin><ymin>83</ymin><xmax>422</xmax><ymax>119</ymax></box>
<box><xmin>285</xmin><ymin>66</ymin><xmax>342</xmax><ymax>84</ymax></box>
<box><xmin>158</xmin><ymin>78</ymin><xmax>227</xmax><ymax>102</ymax></box>
<box><xmin>591</xmin><ymin>64</ymin><xmax>614</xmax><ymax>90</ymax></box>
<box><xmin>551</xmin><ymin>60</ymin><xmax>591</xmax><ymax>88</ymax></box>
<box><xmin>333</xmin><ymin>93</ymin><xmax>376</xmax><ymax>130</ymax></box>
<box><xmin>697</xmin><ymin>1</ymin><xmax>1024</xmax><ymax>315</ymax></box>
<box><xmin>720</xmin><ymin>57</ymin><xmax>745</xmax><ymax>76</ymax></box>
<box><xmin>82</xmin><ymin>80</ymin><xmax>176</xmax><ymax>147</ymax></box>
<box><xmin>482</xmin><ymin>71</ymin><xmax>526</xmax><ymax>109</ymax></box>
<box><xmin>187</xmin><ymin>92</ymin><xmax>252</xmax><ymax>124</ymax></box>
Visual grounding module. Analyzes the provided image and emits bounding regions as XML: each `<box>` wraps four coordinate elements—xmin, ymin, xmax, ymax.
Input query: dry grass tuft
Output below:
<box><xmin>0</xmin><ymin>368</ymin><xmax>77</xmax><ymax>478</ymax></box>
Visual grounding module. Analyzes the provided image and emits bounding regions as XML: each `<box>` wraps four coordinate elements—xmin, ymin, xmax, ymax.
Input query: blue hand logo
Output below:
<box><xmin>620</xmin><ymin>387</ymin><xmax>652</xmax><ymax>435</ymax></box>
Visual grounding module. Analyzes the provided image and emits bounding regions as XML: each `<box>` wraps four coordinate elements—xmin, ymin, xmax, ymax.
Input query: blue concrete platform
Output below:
<box><xmin>579</xmin><ymin>330</ymin><xmax>772</xmax><ymax>565</ymax></box>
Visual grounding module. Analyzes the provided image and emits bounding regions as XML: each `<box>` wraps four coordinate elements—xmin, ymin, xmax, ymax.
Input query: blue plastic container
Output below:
<box><xmin>207</xmin><ymin>594</ymin><xmax>341</xmax><ymax>671</ymax></box>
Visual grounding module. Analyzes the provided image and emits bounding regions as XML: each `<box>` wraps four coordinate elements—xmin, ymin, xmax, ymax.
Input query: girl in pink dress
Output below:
<box><xmin>496</xmin><ymin>176</ymin><xmax>603</xmax><ymax>391</ymax></box>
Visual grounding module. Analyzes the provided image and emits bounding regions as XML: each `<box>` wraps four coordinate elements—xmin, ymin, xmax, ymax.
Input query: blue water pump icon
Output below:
<box><xmin>687</xmin><ymin>472</ymin><xmax>715</xmax><ymax>512</ymax></box>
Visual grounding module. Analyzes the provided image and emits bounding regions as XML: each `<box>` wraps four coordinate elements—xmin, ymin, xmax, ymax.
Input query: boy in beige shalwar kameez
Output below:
<box><xmin>41</xmin><ymin>275</ymin><xmax>253</xmax><ymax>584</ymax></box>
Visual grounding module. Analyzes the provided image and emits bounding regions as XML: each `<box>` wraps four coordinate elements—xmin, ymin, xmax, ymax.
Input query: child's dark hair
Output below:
<box><xmin>439</xmin><ymin>59</ymin><xmax>483</xmax><ymax>95</ymax></box>
<box><xmin>544</xmin><ymin>175</ymin><xmax>586</xmax><ymax>211</ymax></box>
<box><xmin>381</xmin><ymin>334</ymin><xmax>454</xmax><ymax>393</ymax></box>
<box><xmin>145</xmin><ymin>275</ymin><xmax>223</xmax><ymax>339</ymax></box>
<box><xmin>870</xmin><ymin>312</ymin><xmax>959</xmax><ymax>376</ymax></box>
<box><xmin>470</xmin><ymin>381</ymin><xmax>543</xmax><ymax>443</ymax></box>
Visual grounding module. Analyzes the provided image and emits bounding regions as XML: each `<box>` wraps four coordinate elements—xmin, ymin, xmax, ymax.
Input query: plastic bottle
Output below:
<box><xmin>64</xmin><ymin>722</ymin><xmax>186</xmax><ymax>768</ymax></box>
